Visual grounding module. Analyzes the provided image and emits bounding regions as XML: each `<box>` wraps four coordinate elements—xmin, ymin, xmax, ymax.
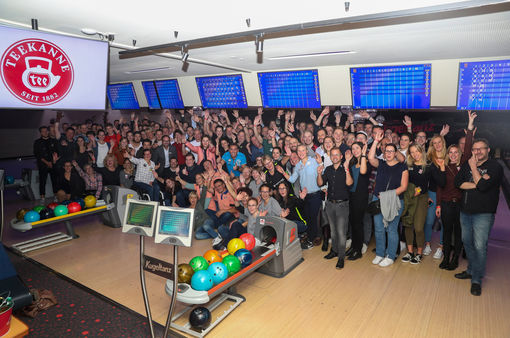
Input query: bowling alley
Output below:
<box><xmin>1</xmin><ymin>1</ymin><xmax>510</xmax><ymax>337</ymax></box>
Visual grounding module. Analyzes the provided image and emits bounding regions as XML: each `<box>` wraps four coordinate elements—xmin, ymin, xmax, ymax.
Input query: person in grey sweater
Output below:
<box><xmin>258</xmin><ymin>184</ymin><xmax>289</xmax><ymax>218</ymax></box>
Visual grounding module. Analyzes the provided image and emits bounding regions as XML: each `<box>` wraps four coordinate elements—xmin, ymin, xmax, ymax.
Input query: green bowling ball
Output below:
<box><xmin>222</xmin><ymin>255</ymin><xmax>241</xmax><ymax>276</ymax></box>
<box><xmin>189</xmin><ymin>256</ymin><xmax>209</xmax><ymax>272</ymax></box>
<box><xmin>32</xmin><ymin>205</ymin><xmax>45</xmax><ymax>213</ymax></box>
<box><xmin>54</xmin><ymin>205</ymin><xmax>68</xmax><ymax>217</ymax></box>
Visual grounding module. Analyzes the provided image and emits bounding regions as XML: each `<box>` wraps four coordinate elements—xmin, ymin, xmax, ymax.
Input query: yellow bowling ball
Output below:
<box><xmin>84</xmin><ymin>195</ymin><xmax>96</xmax><ymax>208</ymax></box>
<box><xmin>227</xmin><ymin>238</ymin><xmax>245</xmax><ymax>255</ymax></box>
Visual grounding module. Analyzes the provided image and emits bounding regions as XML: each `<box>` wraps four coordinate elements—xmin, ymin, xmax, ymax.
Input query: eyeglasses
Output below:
<box><xmin>385</xmin><ymin>150</ymin><xmax>395</xmax><ymax>153</ymax></box>
<box><xmin>248</xmin><ymin>204</ymin><xmax>258</xmax><ymax>207</ymax></box>
<box><xmin>260</xmin><ymin>190</ymin><xmax>270</xmax><ymax>193</ymax></box>
<box><xmin>472</xmin><ymin>147</ymin><xmax>487</xmax><ymax>152</ymax></box>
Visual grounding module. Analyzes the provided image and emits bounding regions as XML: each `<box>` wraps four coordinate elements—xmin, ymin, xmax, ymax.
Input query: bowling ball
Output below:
<box><xmin>189</xmin><ymin>256</ymin><xmax>209</xmax><ymax>272</ymax></box>
<box><xmin>239</xmin><ymin>233</ymin><xmax>256</xmax><ymax>251</ymax></box>
<box><xmin>189</xmin><ymin>306</ymin><xmax>211</xmax><ymax>330</ymax></box>
<box><xmin>61</xmin><ymin>200</ymin><xmax>72</xmax><ymax>206</ymax></box>
<box><xmin>203</xmin><ymin>249</ymin><xmax>222</xmax><ymax>265</ymax></box>
<box><xmin>5</xmin><ymin>175</ymin><xmax>14</xmax><ymax>184</ymax></box>
<box><xmin>39</xmin><ymin>208</ymin><xmax>54</xmax><ymax>220</ymax></box>
<box><xmin>84</xmin><ymin>195</ymin><xmax>96</xmax><ymax>208</ymax></box>
<box><xmin>54</xmin><ymin>205</ymin><xmax>68</xmax><ymax>217</ymax></box>
<box><xmin>24</xmin><ymin>210</ymin><xmax>40</xmax><ymax>223</ymax></box>
<box><xmin>16</xmin><ymin>208</ymin><xmax>30</xmax><ymax>221</ymax></box>
<box><xmin>234</xmin><ymin>249</ymin><xmax>253</xmax><ymax>268</ymax></box>
<box><xmin>67</xmin><ymin>202</ymin><xmax>82</xmax><ymax>213</ymax></box>
<box><xmin>178</xmin><ymin>263</ymin><xmax>194</xmax><ymax>284</ymax></box>
<box><xmin>47</xmin><ymin>202</ymin><xmax>59</xmax><ymax>210</ymax></box>
<box><xmin>207</xmin><ymin>262</ymin><xmax>228</xmax><ymax>285</ymax></box>
<box><xmin>32</xmin><ymin>205</ymin><xmax>45</xmax><ymax>213</ymax></box>
<box><xmin>222</xmin><ymin>255</ymin><xmax>241</xmax><ymax>276</ymax></box>
<box><xmin>73</xmin><ymin>198</ymin><xmax>85</xmax><ymax>209</ymax></box>
<box><xmin>190</xmin><ymin>270</ymin><xmax>213</xmax><ymax>291</ymax></box>
<box><xmin>227</xmin><ymin>238</ymin><xmax>245</xmax><ymax>255</ymax></box>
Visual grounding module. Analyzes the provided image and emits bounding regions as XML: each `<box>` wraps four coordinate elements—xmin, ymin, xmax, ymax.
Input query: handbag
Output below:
<box><xmin>366</xmin><ymin>175</ymin><xmax>393</xmax><ymax>215</ymax></box>
<box><xmin>22</xmin><ymin>289</ymin><xmax>58</xmax><ymax>318</ymax></box>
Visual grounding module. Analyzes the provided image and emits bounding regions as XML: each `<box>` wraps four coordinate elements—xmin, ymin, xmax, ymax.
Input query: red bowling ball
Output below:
<box><xmin>239</xmin><ymin>233</ymin><xmax>256</xmax><ymax>251</ymax></box>
<box><xmin>47</xmin><ymin>202</ymin><xmax>59</xmax><ymax>210</ymax></box>
<box><xmin>67</xmin><ymin>202</ymin><xmax>82</xmax><ymax>213</ymax></box>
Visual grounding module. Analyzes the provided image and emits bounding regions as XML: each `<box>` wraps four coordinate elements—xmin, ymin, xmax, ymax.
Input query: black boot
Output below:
<box><xmin>324</xmin><ymin>251</ymin><xmax>337</xmax><ymax>259</ymax></box>
<box><xmin>321</xmin><ymin>225</ymin><xmax>330</xmax><ymax>252</ymax></box>
<box><xmin>440</xmin><ymin>248</ymin><xmax>451</xmax><ymax>269</ymax></box>
<box><xmin>447</xmin><ymin>255</ymin><xmax>459</xmax><ymax>271</ymax></box>
<box><xmin>439</xmin><ymin>257</ymin><xmax>449</xmax><ymax>269</ymax></box>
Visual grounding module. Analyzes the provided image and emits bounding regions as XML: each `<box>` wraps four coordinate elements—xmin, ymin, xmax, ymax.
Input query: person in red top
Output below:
<box><xmin>436</xmin><ymin>110</ymin><xmax>476</xmax><ymax>270</ymax></box>
<box><xmin>104</xmin><ymin>123</ymin><xmax>121</xmax><ymax>147</ymax></box>
<box><xmin>172</xmin><ymin>130</ymin><xmax>186</xmax><ymax>166</ymax></box>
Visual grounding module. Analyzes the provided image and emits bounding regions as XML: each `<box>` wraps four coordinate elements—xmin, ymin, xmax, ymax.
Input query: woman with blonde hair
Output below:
<box><xmin>96</xmin><ymin>153</ymin><xmax>121</xmax><ymax>186</ymax></box>
<box><xmin>423</xmin><ymin>134</ymin><xmax>448</xmax><ymax>258</ymax></box>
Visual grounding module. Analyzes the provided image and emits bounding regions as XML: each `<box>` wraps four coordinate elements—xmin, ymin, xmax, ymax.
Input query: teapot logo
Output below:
<box><xmin>1</xmin><ymin>38</ymin><xmax>74</xmax><ymax>105</ymax></box>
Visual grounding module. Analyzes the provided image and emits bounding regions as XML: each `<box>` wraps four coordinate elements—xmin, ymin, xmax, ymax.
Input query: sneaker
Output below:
<box><xmin>410</xmin><ymin>254</ymin><xmax>423</xmax><ymax>265</ymax></box>
<box><xmin>372</xmin><ymin>256</ymin><xmax>384</xmax><ymax>265</ymax></box>
<box><xmin>433</xmin><ymin>247</ymin><xmax>443</xmax><ymax>259</ymax></box>
<box><xmin>470</xmin><ymin>283</ymin><xmax>482</xmax><ymax>296</ymax></box>
<box><xmin>361</xmin><ymin>243</ymin><xmax>368</xmax><ymax>255</ymax></box>
<box><xmin>400</xmin><ymin>241</ymin><xmax>407</xmax><ymax>252</ymax></box>
<box><xmin>301</xmin><ymin>239</ymin><xmax>314</xmax><ymax>250</ymax></box>
<box><xmin>212</xmin><ymin>242</ymin><xmax>226</xmax><ymax>251</ymax></box>
<box><xmin>423</xmin><ymin>244</ymin><xmax>432</xmax><ymax>256</ymax></box>
<box><xmin>346</xmin><ymin>239</ymin><xmax>352</xmax><ymax>250</ymax></box>
<box><xmin>379</xmin><ymin>257</ymin><xmax>394</xmax><ymax>267</ymax></box>
<box><xmin>401</xmin><ymin>252</ymin><xmax>414</xmax><ymax>263</ymax></box>
<box><xmin>212</xmin><ymin>235</ymin><xmax>223</xmax><ymax>246</ymax></box>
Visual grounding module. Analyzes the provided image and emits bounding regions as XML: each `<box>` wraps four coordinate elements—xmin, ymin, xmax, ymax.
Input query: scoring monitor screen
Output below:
<box><xmin>196</xmin><ymin>74</ymin><xmax>248</xmax><ymax>108</ymax></box>
<box><xmin>350</xmin><ymin>64</ymin><xmax>431</xmax><ymax>109</ymax></box>
<box><xmin>125</xmin><ymin>202</ymin><xmax>156</xmax><ymax>228</ymax></box>
<box><xmin>457</xmin><ymin>60</ymin><xmax>510</xmax><ymax>110</ymax></box>
<box><xmin>141</xmin><ymin>81</ymin><xmax>161</xmax><ymax>109</ymax></box>
<box><xmin>154</xmin><ymin>79</ymin><xmax>185</xmax><ymax>109</ymax></box>
<box><xmin>107</xmin><ymin>83</ymin><xmax>140</xmax><ymax>110</ymax></box>
<box><xmin>258</xmin><ymin>70</ymin><xmax>321</xmax><ymax>108</ymax></box>
<box><xmin>158</xmin><ymin>209</ymin><xmax>192</xmax><ymax>236</ymax></box>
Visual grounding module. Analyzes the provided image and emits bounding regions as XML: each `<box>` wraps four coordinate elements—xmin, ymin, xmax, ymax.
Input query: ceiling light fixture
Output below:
<box><xmin>31</xmin><ymin>18</ymin><xmax>38</xmax><ymax>30</ymax></box>
<box><xmin>267</xmin><ymin>50</ymin><xmax>356</xmax><ymax>60</ymax></box>
<box><xmin>132</xmin><ymin>39</ymin><xmax>136</xmax><ymax>47</ymax></box>
<box><xmin>174</xmin><ymin>31</ymin><xmax>178</xmax><ymax>38</ymax></box>
<box><xmin>181</xmin><ymin>45</ymin><xmax>189</xmax><ymax>63</ymax></box>
<box><xmin>345</xmin><ymin>2</ymin><xmax>350</xmax><ymax>12</ymax></box>
<box><xmin>246</xmin><ymin>18</ymin><xmax>251</xmax><ymax>27</ymax></box>
<box><xmin>255</xmin><ymin>34</ymin><xmax>264</xmax><ymax>53</ymax></box>
<box><xmin>80</xmin><ymin>27</ymin><xmax>115</xmax><ymax>41</ymax></box>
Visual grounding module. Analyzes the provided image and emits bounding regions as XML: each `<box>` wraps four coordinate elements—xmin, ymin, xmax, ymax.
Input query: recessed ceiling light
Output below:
<box><xmin>267</xmin><ymin>51</ymin><xmax>356</xmax><ymax>60</ymax></box>
<box><xmin>125</xmin><ymin>67</ymin><xmax>173</xmax><ymax>74</ymax></box>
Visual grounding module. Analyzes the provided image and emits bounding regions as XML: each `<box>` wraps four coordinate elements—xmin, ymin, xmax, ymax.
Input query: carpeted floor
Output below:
<box><xmin>7</xmin><ymin>249</ymin><xmax>164</xmax><ymax>337</ymax></box>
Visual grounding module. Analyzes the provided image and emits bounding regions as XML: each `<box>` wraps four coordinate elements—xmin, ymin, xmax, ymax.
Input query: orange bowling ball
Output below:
<box><xmin>203</xmin><ymin>249</ymin><xmax>222</xmax><ymax>265</ymax></box>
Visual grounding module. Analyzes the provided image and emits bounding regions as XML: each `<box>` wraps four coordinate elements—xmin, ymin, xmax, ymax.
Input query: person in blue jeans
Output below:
<box><xmin>454</xmin><ymin>138</ymin><xmax>502</xmax><ymax>296</ymax></box>
<box><xmin>368</xmin><ymin>131</ymin><xmax>409</xmax><ymax>267</ymax></box>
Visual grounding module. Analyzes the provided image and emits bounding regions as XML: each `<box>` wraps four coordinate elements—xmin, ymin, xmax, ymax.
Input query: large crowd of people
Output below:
<box><xmin>33</xmin><ymin>107</ymin><xmax>503</xmax><ymax>296</ymax></box>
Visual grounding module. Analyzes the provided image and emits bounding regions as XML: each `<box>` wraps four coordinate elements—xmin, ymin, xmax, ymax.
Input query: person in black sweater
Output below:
<box><xmin>454</xmin><ymin>138</ymin><xmax>503</xmax><ymax>296</ymax></box>
<box><xmin>33</xmin><ymin>126</ymin><xmax>59</xmax><ymax>199</ymax></box>
<box><xmin>274</xmin><ymin>182</ymin><xmax>307</xmax><ymax>236</ymax></box>
<box><xmin>95</xmin><ymin>154</ymin><xmax>121</xmax><ymax>187</ymax></box>
<box><xmin>54</xmin><ymin>161</ymin><xmax>85</xmax><ymax>202</ymax></box>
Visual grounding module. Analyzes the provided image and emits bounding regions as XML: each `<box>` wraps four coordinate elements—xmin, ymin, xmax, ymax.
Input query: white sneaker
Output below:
<box><xmin>433</xmin><ymin>247</ymin><xmax>443</xmax><ymax>259</ymax></box>
<box><xmin>372</xmin><ymin>256</ymin><xmax>384</xmax><ymax>265</ymax></box>
<box><xmin>362</xmin><ymin>243</ymin><xmax>368</xmax><ymax>255</ymax></box>
<box><xmin>379</xmin><ymin>257</ymin><xmax>394</xmax><ymax>267</ymax></box>
<box><xmin>212</xmin><ymin>235</ymin><xmax>222</xmax><ymax>246</ymax></box>
<box><xmin>346</xmin><ymin>239</ymin><xmax>352</xmax><ymax>251</ymax></box>
<box><xmin>400</xmin><ymin>241</ymin><xmax>407</xmax><ymax>252</ymax></box>
<box><xmin>423</xmin><ymin>244</ymin><xmax>432</xmax><ymax>256</ymax></box>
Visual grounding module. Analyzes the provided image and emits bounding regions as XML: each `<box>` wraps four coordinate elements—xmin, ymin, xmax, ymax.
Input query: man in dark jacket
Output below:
<box><xmin>33</xmin><ymin>126</ymin><xmax>59</xmax><ymax>199</ymax></box>
<box><xmin>152</xmin><ymin>135</ymin><xmax>177</xmax><ymax>178</ymax></box>
<box><xmin>454</xmin><ymin>138</ymin><xmax>503</xmax><ymax>296</ymax></box>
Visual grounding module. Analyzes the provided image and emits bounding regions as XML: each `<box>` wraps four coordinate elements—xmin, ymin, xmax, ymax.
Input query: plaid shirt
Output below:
<box><xmin>75</xmin><ymin>166</ymin><xmax>103</xmax><ymax>199</ymax></box>
<box><xmin>130</xmin><ymin>157</ymin><xmax>156</xmax><ymax>185</ymax></box>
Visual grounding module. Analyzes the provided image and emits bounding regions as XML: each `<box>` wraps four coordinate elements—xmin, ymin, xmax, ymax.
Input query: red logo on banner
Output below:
<box><xmin>1</xmin><ymin>38</ymin><xmax>74</xmax><ymax>105</ymax></box>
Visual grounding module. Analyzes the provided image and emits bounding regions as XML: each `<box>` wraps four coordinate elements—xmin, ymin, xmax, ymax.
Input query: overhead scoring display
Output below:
<box><xmin>258</xmin><ymin>70</ymin><xmax>321</xmax><ymax>109</ymax></box>
<box><xmin>350</xmin><ymin>64</ymin><xmax>431</xmax><ymax>109</ymax></box>
<box><xmin>141</xmin><ymin>79</ymin><xmax>184</xmax><ymax>109</ymax></box>
<box><xmin>196</xmin><ymin>74</ymin><xmax>247</xmax><ymax>109</ymax></box>
<box><xmin>107</xmin><ymin>83</ymin><xmax>140</xmax><ymax>110</ymax></box>
<box><xmin>457</xmin><ymin>60</ymin><xmax>510</xmax><ymax>110</ymax></box>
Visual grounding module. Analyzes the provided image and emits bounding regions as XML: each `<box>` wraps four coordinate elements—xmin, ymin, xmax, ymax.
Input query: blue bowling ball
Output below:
<box><xmin>74</xmin><ymin>198</ymin><xmax>85</xmax><ymax>210</ymax></box>
<box><xmin>39</xmin><ymin>208</ymin><xmax>54</xmax><ymax>220</ymax></box>
<box><xmin>24</xmin><ymin>210</ymin><xmax>40</xmax><ymax>223</ymax></box>
<box><xmin>190</xmin><ymin>270</ymin><xmax>214</xmax><ymax>291</ymax></box>
<box><xmin>207</xmin><ymin>262</ymin><xmax>228</xmax><ymax>285</ymax></box>
<box><xmin>5</xmin><ymin>175</ymin><xmax>14</xmax><ymax>184</ymax></box>
<box><xmin>61</xmin><ymin>200</ymin><xmax>72</xmax><ymax>206</ymax></box>
<box><xmin>234</xmin><ymin>249</ymin><xmax>253</xmax><ymax>268</ymax></box>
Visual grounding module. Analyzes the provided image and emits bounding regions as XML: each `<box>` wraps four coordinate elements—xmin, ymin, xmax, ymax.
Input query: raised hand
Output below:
<box><xmin>232</xmin><ymin>110</ymin><xmax>239</xmax><ymax>118</ymax></box>
<box><xmin>290</xmin><ymin>110</ymin><xmax>296</xmax><ymax>120</ymax></box>
<box><xmin>344</xmin><ymin>151</ymin><xmax>353</xmax><ymax>166</ymax></box>
<box><xmin>347</xmin><ymin>112</ymin><xmax>354</xmax><ymax>123</ymax></box>
<box><xmin>374</xmin><ymin>130</ymin><xmax>384</xmax><ymax>142</ymax></box>
<box><xmin>468</xmin><ymin>151</ymin><xmax>477</xmax><ymax>168</ymax></box>
<box><xmin>131</xmin><ymin>112</ymin><xmax>136</xmax><ymax>120</ymax></box>
<box><xmin>71</xmin><ymin>160</ymin><xmax>78</xmax><ymax>167</ymax></box>
<box><xmin>362</xmin><ymin>143</ymin><xmax>368</xmax><ymax>155</ymax></box>
<box><xmin>299</xmin><ymin>188</ymin><xmax>308</xmax><ymax>199</ymax></box>
<box><xmin>258</xmin><ymin>107</ymin><xmax>264</xmax><ymax>116</ymax></box>
<box><xmin>268</xmin><ymin>129</ymin><xmax>276</xmax><ymax>138</ymax></box>
<box><xmin>281</xmin><ymin>208</ymin><xmax>290</xmax><ymax>218</ymax></box>
<box><xmin>315</xmin><ymin>153</ymin><xmax>323</xmax><ymax>164</ymax></box>
<box><xmin>285</xmin><ymin>111</ymin><xmax>291</xmax><ymax>121</ymax></box>
<box><xmin>403</xmin><ymin>115</ymin><xmax>412</xmax><ymax>128</ymax></box>
<box><xmin>309</xmin><ymin>110</ymin><xmax>317</xmax><ymax>121</ymax></box>
<box><xmin>440</xmin><ymin>124</ymin><xmax>450</xmax><ymax>137</ymax></box>
<box><xmin>322</xmin><ymin>115</ymin><xmax>329</xmax><ymax>127</ymax></box>
<box><xmin>359</xmin><ymin>110</ymin><xmax>370</xmax><ymax>120</ymax></box>
<box><xmin>335</xmin><ymin>113</ymin><xmax>341</xmax><ymax>125</ymax></box>
<box><xmin>276</xmin><ymin>165</ymin><xmax>285</xmax><ymax>174</ymax></box>
<box><xmin>277</xmin><ymin>110</ymin><xmax>284</xmax><ymax>118</ymax></box>
<box><xmin>321</xmin><ymin>106</ymin><xmax>330</xmax><ymax>116</ymax></box>
<box><xmin>317</xmin><ymin>164</ymin><xmax>324</xmax><ymax>174</ymax></box>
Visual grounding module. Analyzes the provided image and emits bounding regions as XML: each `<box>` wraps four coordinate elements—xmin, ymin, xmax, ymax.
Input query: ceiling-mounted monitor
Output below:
<box><xmin>107</xmin><ymin>82</ymin><xmax>140</xmax><ymax>110</ymax></box>
<box><xmin>0</xmin><ymin>25</ymin><xmax>108</xmax><ymax>110</ymax></box>
<box><xmin>457</xmin><ymin>60</ymin><xmax>510</xmax><ymax>110</ymax></box>
<box><xmin>350</xmin><ymin>64</ymin><xmax>431</xmax><ymax>109</ymax></box>
<box><xmin>154</xmin><ymin>79</ymin><xmax>184</xmax><ymax>109</ymax></box>
<box><xmin>196</xmin><ymin>74</ymin><xmax>247</xmax><ymax>109</ymax></box>
<box><xmin>258</xmin><ymin>69</ymin><xmax>321</xmax><ymax>109</ymax></box>
<box><xmin>141</xmin><ymin>80</ymin><xmax>161</xmax><ymax>109</ymax></box>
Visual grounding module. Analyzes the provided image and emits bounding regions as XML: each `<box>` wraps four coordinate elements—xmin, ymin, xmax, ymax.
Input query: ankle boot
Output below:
<box><xmin>439</xmin><ymin>257</ymin><xmax>449</xmax><ymax>269</ymax></box>
<box><xmin>321</xmin><ymin>226</ymin><xmax>330</xmax><ymax>252</ymax></box>
<box><xmin>447</xmin><ymin>255</ymin><xmax>459</xmax><ymax>271</ymax></box>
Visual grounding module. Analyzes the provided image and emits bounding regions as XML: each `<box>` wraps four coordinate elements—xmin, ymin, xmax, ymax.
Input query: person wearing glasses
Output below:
<box><xmin>368</xmin><ymin>131</ymin><xmax>409</xmax><ymax>267</ymax></box>
<box><xmin>454</xmin><ymin>138</ymin><xmax>502</xmax><ymax>296</ymax></box>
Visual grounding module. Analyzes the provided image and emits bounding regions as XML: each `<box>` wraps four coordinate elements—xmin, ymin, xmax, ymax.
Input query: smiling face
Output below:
<box><xmin>351</xmin><ymin>143</ymin><xmax>362</xmax><ymax>158</ymax></box>
<box><xmin>448</xmin><ymin>146</ymin><xmax>460</xmax><ymax>164</ymax></box>
<box><xmin>277</xmin><ymin>183</ymin><xmax>288</xmax><ymax>198</ymax></box>
<box><xmin>297</xmin><ymin>145</ymin><xmax>307</xmax><ymax>160</ymax></box>
<box><xmin>472</xmin><ymin>141</ymin><xmax>490</xmax><ymax>163</ymax></box>
<box><xmin>384</xmin><ymin>144</ymin><xmax>397</xmax><ymax>162</ymax></box>
<box><xmin>432</xmin><ymin>136</ymin><xmax>444</xmax><ymax>152</ymax></box>
<box><xmin>409</xmin><ymin>145</ymin><xmax>423</xmax><ymax>163</ymax></box>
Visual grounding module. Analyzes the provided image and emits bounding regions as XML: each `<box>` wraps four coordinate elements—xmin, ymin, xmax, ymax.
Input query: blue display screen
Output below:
<box><xmin>107</xmin><ymin>83</ymin><xmax>140</xmax><ymax>110</ymax></box>
<box><xmin>196</xmin><ymin>74</ymin><xmax>248</xmax><ymax>108</ymax></box>
<box><xmin>258</xmin><ymin>70</ymin><xmax>321</xmax><ymax>108</ymax></box>
<box><xmin>457</xmin><ymin>60</ymin><xmax>510</xmax><ymax>110</ymax></box>
<box><xmin>350</xmin><ymin>64</ymin><xmax>431</xmax><ymax>109</ymax></box>
<box><xmin>141</xmin><ymin>81</ymin><xmax>161</xmax><ymax>109</ymax></box>
<box><xmin>158</xmin><ymin>210</ymin><xmax>191</xmax><ymax>236</ymax></box>
<box><xmin>155</xmin><ymin>79</ymin><xmax>185</xmax><ymax>109</ymax></box>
